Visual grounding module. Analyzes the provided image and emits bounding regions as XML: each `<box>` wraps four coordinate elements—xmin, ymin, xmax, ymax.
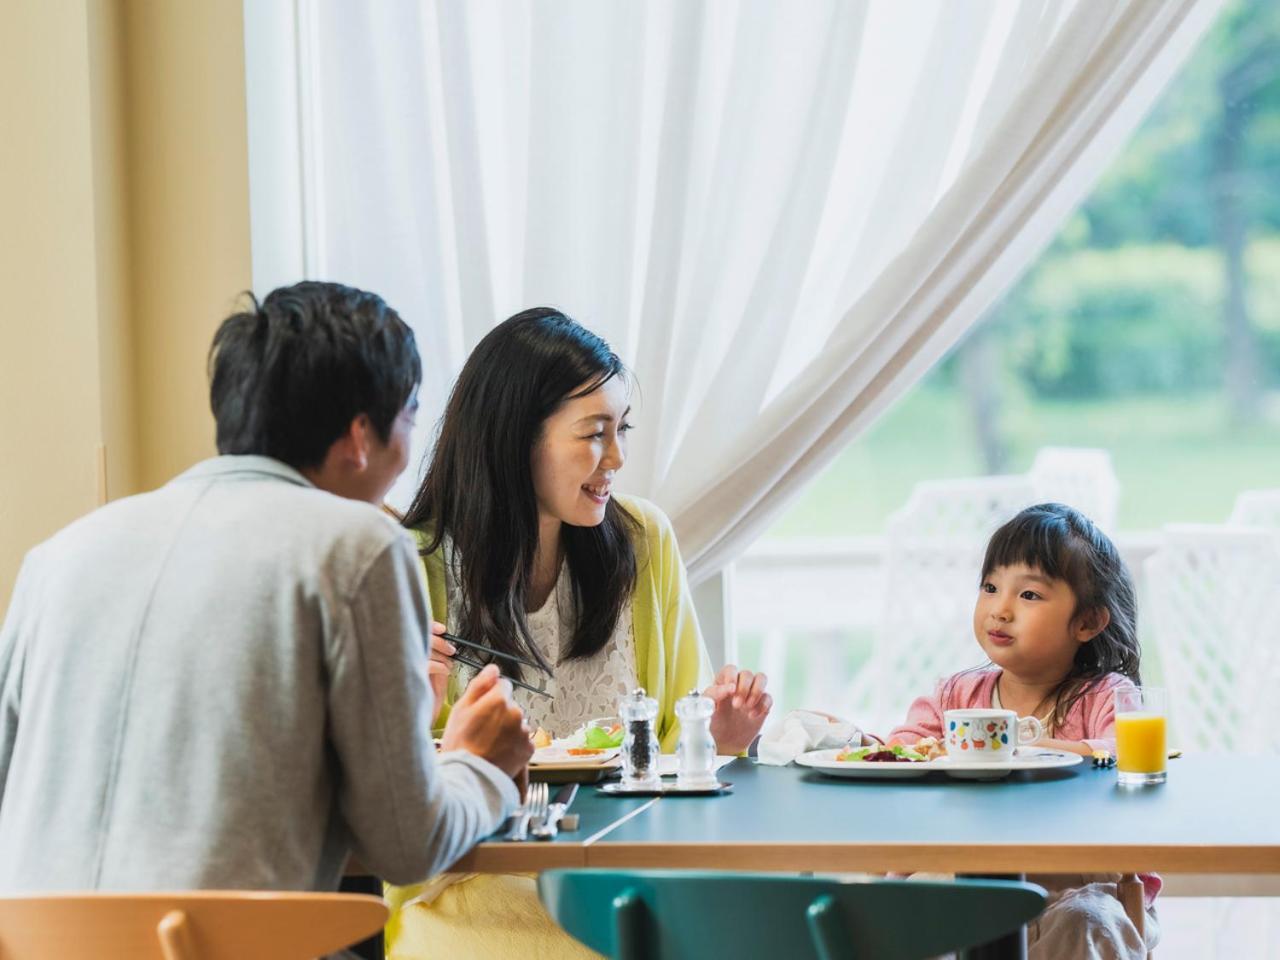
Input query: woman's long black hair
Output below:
<box><xmin>402</xmin><ymin>307</ymin><xmax>640</xmax><ymax>681</ymax></box>
<box><xmin>967</xmin><ymin>502</ymin><xmax>1141</xmax><ymax>731</ymax></box>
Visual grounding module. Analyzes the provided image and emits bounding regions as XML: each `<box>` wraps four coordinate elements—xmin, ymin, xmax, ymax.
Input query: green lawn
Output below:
<box><xmin>765</xmin><ymin>387</ymin><xmax>1280</xmax><ymax>538</ymax></box>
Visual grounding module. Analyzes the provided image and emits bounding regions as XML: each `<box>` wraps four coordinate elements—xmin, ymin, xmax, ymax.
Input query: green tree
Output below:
<box><xmin>1208</xmin><ymin>2</ymin><xmax>1280</xmax><ymax>420</ymax></box>
<box><xmin>960</xmin><ymin>0</ymin><xmax>1280</xmax><ymax>445</ymax></box>
<box><xmin>1075</xmin><ymin>0</ymin><xmax>1280</xmax><ymax>420</ymax></box>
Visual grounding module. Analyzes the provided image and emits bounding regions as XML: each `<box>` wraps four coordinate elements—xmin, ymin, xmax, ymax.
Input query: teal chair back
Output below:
<box><xmin>538</xmin><ymin>870</ymin><xmax>1046</xmax><ymax>960</ymax></box>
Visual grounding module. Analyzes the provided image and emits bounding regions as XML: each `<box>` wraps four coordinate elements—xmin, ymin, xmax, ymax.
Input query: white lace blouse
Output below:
<box><xmin>445</xmin><ymin>557</ymin><xmax>637</xmax><ymax>738</ymax></box>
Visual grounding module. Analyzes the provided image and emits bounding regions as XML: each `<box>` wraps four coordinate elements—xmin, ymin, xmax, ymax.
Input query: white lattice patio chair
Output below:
<box><xmin>1144</xmin><ymin>525</ymin><xmax>1280</xmax><ymax>753</ymax></box>
<box><xmin>845</xmin><ymin>474</ymin><xmax>1039</xmax><ymax>735</ymax></box>
<box><xmin>1228</xmin><ymin>489</ymin><xmax>1280</xmax><ymax>528</ymax></box>
<box><xmin>1028</xmin><ymin>446</ymin><xmax>1120</xmax><ymax>533</ymax></box>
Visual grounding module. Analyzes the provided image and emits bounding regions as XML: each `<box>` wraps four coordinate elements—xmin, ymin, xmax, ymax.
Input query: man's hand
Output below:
<box><xmin>440</xmin><ymin>664</ymin><xmax>533</xmax><ymax>781</ymax></box>
<box><xmin>705</xmin><ymin>664</ymin><xmax>772</xmax><ymax>755</ymax></box>
<box><xmin>426</xmin><ymin>621</ymin><xmax>453</xmax><ymax>724</ymax></box>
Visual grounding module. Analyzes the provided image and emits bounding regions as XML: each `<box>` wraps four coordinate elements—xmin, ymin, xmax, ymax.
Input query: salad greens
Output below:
<box><xmin>584</xmin><ymin>722</ymin><xmax>625</xmax><ymax>749</ymax></box>
<box><xmin>836</xmin><ymin>743</ymin><xmax>927</xmax><ymax>763</ymax></box>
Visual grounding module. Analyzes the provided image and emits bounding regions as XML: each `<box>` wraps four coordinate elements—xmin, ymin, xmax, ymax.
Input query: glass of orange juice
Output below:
<box><xmin>1114</xmin><ymin>687</ymin><xmax>1167</xmax><ymax>786</ymax></box>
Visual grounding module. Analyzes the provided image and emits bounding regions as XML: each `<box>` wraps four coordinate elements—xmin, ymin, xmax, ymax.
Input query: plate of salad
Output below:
<box><xmin>795</xmin><ymin>744</ymin><xmax>936</xmax><ymax>779</ymax></box>
<box><xmin>531</xmin><ymin>717</ymin><xmax>624</xmax><ymax>768</ymax></box>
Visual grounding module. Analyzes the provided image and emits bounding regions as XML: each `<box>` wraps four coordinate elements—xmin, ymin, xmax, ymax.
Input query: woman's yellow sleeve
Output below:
<box><xmin>623</xmin><ymin>497</ymin><xmax>712</xmax><ymax>753</ymax></box>
<box><xmin>410</xmin><ymin>532</ymin><xmax>456</xmax><ymax>737</ymax></box>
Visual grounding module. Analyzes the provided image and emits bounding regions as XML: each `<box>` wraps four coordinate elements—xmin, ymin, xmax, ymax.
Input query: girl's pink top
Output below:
<box><xmin>888</xmin><ymin>668</ymin><xmax>1161</xmax><ymax>906</ymax></box>
<box><xmin>889</xmin><ymin>668</ymin><xmax>1135</xmax><ymax>755</ymax></box>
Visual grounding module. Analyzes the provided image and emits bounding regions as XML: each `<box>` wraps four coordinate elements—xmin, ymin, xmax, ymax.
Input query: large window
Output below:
<box><xmin>735</xmin><ymin>0</ymin><xmax>1280</xmax><ymax>720</ymax></box>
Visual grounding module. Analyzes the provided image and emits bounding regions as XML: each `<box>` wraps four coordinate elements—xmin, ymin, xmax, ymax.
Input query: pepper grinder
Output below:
<box><xmin>619</xmin><ymin>688</ymin><xmax>660</xmax><ymax>788</ymax></box>
<box><xmin>675</xmin><ymin>690</ymin><xmax>717</xmax><ymax>789</ymax></box>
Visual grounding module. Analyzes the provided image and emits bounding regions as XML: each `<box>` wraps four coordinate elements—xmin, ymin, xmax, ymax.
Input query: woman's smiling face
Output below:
<box><xmin>530</xmin><ymin>374</ymin><xmax>631</xmax><ymax>528</ymax></box>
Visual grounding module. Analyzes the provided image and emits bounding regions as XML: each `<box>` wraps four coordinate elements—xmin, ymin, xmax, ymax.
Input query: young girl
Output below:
<box><xmin>882</xmin><ymin>503</ymin><xmax>1158</xmax><ymax>959</ymax></box>
<box><xmin>385</xmin><ymin>307</ymin><xmax>771</xmax><ymax>959</ymax></box>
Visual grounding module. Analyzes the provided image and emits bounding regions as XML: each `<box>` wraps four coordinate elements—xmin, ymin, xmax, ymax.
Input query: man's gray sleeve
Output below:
<box><xmin>326</xmin><ymin>535</ymin><xmax>519</xmax><ymax>885</ymax></box>
<box><xmin>0</xmin><ymin>553</ymin><xmax>35</xmax><ymax>814</ymax></box>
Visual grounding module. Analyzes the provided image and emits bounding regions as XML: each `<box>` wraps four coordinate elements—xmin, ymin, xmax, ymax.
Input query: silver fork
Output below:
<box><xmin>507</xmin><ymin>781</ymin><xmax>549</xmax><ymax>842</ymax></box>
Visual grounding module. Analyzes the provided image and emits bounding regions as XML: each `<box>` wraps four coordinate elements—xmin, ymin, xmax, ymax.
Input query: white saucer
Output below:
<box><xmin>795</xmin><ymin>748</ymin><xmax>1083</xmax><ymax>781</ymax></box>
<box><xmin>929</xmin><ymin>749</ymin><xmax>1083</xmax><ymax>780</ymax></box>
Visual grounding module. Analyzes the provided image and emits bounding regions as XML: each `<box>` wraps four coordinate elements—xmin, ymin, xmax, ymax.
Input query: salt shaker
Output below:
<box><xmin>619</xmin><ymin>688</ymin><xmax>660</xmax><ymax>787</ymax></box>
<box><xmin>675</xmin><ymin>690</ymin><xmax>717</xmax><ymax>789</ymax></box>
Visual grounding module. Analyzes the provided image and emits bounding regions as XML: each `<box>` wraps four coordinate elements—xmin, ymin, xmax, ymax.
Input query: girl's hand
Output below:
<box><xmin>1033</xmin><ymin>736</ymin><xmax>1097</xmax><ymax>758</ymax></box>
<box><xmin>427</xmin><ymin>621</ymin><xmax>456</xmax><ymax>724</ymax></box>
<box><xmin>705</xmin><ymin>664</ymin><xmax>773</xmax><ymax>755</ymax></box>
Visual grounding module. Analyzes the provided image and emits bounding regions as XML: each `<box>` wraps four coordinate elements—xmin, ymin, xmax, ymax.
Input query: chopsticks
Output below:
<box><xmin>439</xmin><ymin>631</ymin><xmax>554</xmax><ymax>700</ymax></box>
<box><xmin>442</xmin><ymin>632</ymin><xmax>549</xmax><ymax>674</ymax></box>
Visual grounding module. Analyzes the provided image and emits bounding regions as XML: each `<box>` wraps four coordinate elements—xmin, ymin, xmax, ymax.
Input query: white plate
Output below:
<box><xmin>929</xmin><ymin>749</ymin><xmax>1083</xmax><ymax>779</ymax></box>
<box><xmin>795</xmin><ymin>748</ymin><xmax>1082</xmax><ymax>780</ymax></box>
<box><xmin>530</xmin><ymin>746</ymin><xmax>621</xmax><ymax>768</ymax></box>
<box><xmin>795</xmin><ymin>749</ymin><xmax>934</xmax><ymax>779</ymax></box>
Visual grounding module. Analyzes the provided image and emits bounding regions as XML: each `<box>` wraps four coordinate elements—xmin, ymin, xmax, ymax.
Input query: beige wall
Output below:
<box><xmin>122</xmin><ymin>1</ymin><xmax>253</xmax><ymax>491</ymax></box>
<box><xmin>0</xmin><ymin>0</ymin><xmax>251</xmax><ymax>615</ymax></box>
<box><xmin>88</xmin><ymin>0</ymin><xmax>140</xmax><ymax>504</ymax></box>
<box><xmin>1</xmin><ymin>3</ymin><xmax>111</xmax><ymax>614</ymax></box>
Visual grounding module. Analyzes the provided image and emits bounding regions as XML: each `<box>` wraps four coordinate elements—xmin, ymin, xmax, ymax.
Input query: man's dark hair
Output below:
<box><xmin>209</xmin><ymin>281</ymin><xmax>421</xmax><ymax>470</ymax></box>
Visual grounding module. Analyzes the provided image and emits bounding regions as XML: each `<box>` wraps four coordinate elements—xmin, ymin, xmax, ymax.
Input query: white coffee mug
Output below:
<box><xmin>943</xmin><ymin>708</ymin><xmax>1043</xmax><ymax>763</ymax></box>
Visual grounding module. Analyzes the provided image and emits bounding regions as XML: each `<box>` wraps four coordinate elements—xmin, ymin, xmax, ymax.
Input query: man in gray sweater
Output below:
<box><xmin>0</xmin><ymin>281</ymin><xmax>532</xmax><ymax>893</ymax></box>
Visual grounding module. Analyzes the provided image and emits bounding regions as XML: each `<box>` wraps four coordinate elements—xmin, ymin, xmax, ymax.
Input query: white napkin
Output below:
<box><xmin>756</xmin><ymin>710</ymin><xmax>862</xmax><ymax>766</ymax></box>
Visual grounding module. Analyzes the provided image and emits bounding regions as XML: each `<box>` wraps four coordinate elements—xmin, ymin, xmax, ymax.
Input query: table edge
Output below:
<box><xmin>583</xmin><ymin>841</ymin><xmax>1280</xmax><ymax>875</ymax></box>
<box><xmin>444</xmin><ymin>796</ymin><xmax>663</xmax><ymax>873</ymax></box>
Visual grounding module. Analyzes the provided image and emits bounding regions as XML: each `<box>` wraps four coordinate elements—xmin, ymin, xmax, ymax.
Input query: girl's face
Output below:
<box><xmin>530</xmin><ymin>375</ymin><xmax>631</xmax><ymax>529</ymax></box>
<box><xmin>973</xmin><ymin>563</ymin><xmax>1106</xmax><ymax>682</ymax></box>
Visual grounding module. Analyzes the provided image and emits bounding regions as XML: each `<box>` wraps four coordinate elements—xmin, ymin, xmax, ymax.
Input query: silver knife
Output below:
<box><xmin>532</xmin><ymin>783</ymin><xmax>578</xmax><ymax>840</ymax></box>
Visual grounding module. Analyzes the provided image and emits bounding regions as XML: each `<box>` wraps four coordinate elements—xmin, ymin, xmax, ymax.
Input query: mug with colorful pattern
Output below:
<box><xmin>943</xmin><ymin>708</ymin><xmax>1043</xmax><ymax>763</ymax></box>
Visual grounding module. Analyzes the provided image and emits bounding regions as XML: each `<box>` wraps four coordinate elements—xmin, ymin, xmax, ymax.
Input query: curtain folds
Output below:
<box><xmin>254</xmin><ymin>0</ymin><xmax>1221</xmax><ymax>581</ymax></box>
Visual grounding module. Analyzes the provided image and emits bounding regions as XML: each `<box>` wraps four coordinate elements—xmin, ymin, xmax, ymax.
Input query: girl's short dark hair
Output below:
<box><xmin>980</xmin><ymin>502</ymin><xmax>1141</xmax><ymax>729</ymax></box>
<box><xmin>402</xmin><ymin>307</ymin><xmax>639</xmax><ymax>681</ymax></box>
<box><xmin>209</xmin><ymin>281</ymin><xmax>421</xmax><ymax>470</ymax></box>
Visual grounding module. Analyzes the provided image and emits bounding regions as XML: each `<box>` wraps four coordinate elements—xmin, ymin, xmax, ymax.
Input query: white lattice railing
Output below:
<box><xmin>731</xmin><ymin>478</ymin><xmax>1280</xmax><ymax>736</ymax></box>
<box><xmin>731</xmin><ymin>532</ymin><xmax>1161</xmax><ymax>723</ymax></box>
<box><xmin>729</xmin><ymin>525</ymin><xmax>1280</xmax><ymax>912</ymax></box>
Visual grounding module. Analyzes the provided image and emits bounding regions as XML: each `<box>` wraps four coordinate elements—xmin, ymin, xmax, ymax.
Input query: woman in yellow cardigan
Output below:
<box><xmin>386</xmin><ymin>307</ymin><xmax>771</xmax><ymax>958</ymax></box>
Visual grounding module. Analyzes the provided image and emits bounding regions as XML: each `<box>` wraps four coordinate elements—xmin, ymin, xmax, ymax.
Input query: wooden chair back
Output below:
<box><xmin>0</xmin><ymin>891</ymin><xmax>388</xmax><ymax>960</ymax></box>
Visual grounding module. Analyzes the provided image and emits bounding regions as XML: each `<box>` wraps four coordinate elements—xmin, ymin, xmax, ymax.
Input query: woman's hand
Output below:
<box><xmin>705</xmin><ymin>664</ymin><xmax>772</xmax><ymax>755</ymax></box>
<box><xmin>427</xmin><ymin>621</ymin><xmax>455</xmax><ymax>724</ymax></box>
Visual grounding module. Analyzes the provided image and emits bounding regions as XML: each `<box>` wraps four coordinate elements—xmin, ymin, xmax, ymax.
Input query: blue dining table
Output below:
<box><xmin>457</xmin><ymin>754</ymin><xmax>1276</xmax><ymax>874</ymax></box>
<box><xmin>437</xmin><ymin>753</ymin><xmax>1280</xmax><ymax>958</ymax></box>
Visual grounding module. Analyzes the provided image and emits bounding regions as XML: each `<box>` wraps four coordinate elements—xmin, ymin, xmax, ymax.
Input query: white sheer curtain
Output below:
<box><xmin>245</xmin><ymin>0</ymin><xmax>1220</xmax><ymax>581</ymax></box>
